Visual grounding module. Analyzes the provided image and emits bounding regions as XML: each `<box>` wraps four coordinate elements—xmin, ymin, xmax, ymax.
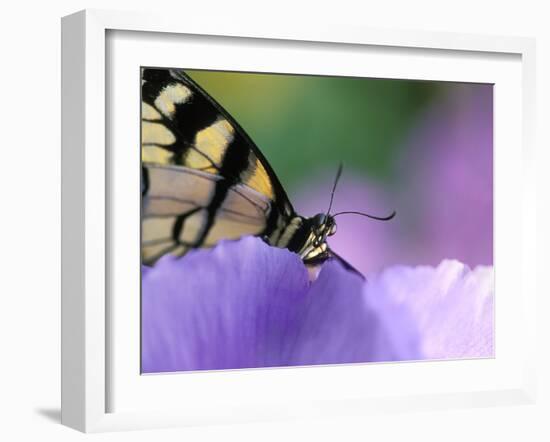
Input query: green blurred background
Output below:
<box><xmin>186</xmin><ymin>70</ymin><xmax>440</xmax><ymax>192</ymax></box>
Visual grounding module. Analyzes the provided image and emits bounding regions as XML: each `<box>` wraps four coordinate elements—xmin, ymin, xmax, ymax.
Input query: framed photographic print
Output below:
<box><xmin>61</xmin><ymin>9</ymin><xmax>537</xmax><ymax>432</ymax></box>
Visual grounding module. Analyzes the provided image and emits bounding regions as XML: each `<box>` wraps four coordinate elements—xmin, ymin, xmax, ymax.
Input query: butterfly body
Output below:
<box><xmin>141</xmin><ymin>68</ymin><xmax>358</xmax><ymax>273</ymax></box>
<box><xmin>269</xmin><ymin>213</ymin><xmax>337</xmax><ymax>264</ymax></box>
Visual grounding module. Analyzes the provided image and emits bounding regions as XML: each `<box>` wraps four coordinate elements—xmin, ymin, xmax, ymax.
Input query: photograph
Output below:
<box><xmin>140</xmin><ymin>67</ymin><xmax>494</xmax><ymax>374</ymax></box>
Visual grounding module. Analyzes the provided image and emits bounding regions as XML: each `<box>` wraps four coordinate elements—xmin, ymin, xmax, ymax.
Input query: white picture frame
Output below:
<box><xmin>61</xmin><ymin>9</ymin><xmax>537</xmax><ymax>433</ymax></box>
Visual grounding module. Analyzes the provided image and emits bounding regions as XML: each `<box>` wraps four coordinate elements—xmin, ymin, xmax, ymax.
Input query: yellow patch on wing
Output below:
<box><xmin>142</xmin><ymin>241</ymin><xmax>175</xmax><ymax>262</ymax></box>
<box><xmin>142</xmin><ymin>102</ymin><xmax>162</xmax><ymax>120</ymax></box>
<box><xmin>184</xmin><ymin>152</ymin><xmax>214</xmax><ymax>170</ymax></box>
<box><xmin>142</xmin><ymin>195</ymin><xmax>197</xmax><ymax>217</ymax></box>
<box><xmin>185</xmin><ymin>119</ymin><xmax>234</xmax><ymax>170</ymax></box>
<box><xmin>204</xmin><ymin>217</ymin><xmax>265</xmax><ymax>246</ymax></box>
<box><xmin>143</xmin><ymin>164</ymin><xmax>217</xmax><ymax>210</ymax></box>
<box><xmin>205</xmin><ymin>183</ymin><xmax>271</xmax><ymax>245</ymax></box>
<box><xmin>154</xmin><ymin>83</ymin><xmax>192</xmax><ymax>119</ymax></box>
<box><xmin>142</xmin><ymin>121</ymin><xmax>176</xmax><ymax>146</ymax></box>
<box><xmin>142</xmin><ymin>145</ymin><xmax>172</xmax><ymax>164</ymax></box>
<box><xmin>218</xmin><ymin>184</ymin><xmax>271</xmax><ymax>224</ymax></box>
<box><xmin>243</xmin><ymin>154</ymin><xmax>274</xmax><ymax>200</ymax></box>
<box><xmin>142</xmin><ymin>217</ymin><xmax>174</xmax><ymax>244</ymax></box>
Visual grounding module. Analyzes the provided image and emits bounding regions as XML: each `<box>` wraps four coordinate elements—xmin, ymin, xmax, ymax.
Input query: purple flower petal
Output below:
<box><xmin>141</xmin><ymin>237</ymin><xmax>422</xmax><ymax>373</ymax></box>
<box><xmin>288</xmin><ymin>261</ymin><xmax>421</xmax><ymax>365</ymax></box>
<box><xmin>367</xmin><ymin>260</ymin><xmax>494</xmax><ymax>359</ymax></box>
<box><xmin>142</xmin><ymin>237</ymin><xmax>309</xmax><ymax>372</ymax></box>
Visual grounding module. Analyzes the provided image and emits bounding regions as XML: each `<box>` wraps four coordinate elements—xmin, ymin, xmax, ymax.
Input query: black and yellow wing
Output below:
<box><xmin>141</xmin><ymin>68</ymin><xmax>295</xmax><ymax>264</ymax></box>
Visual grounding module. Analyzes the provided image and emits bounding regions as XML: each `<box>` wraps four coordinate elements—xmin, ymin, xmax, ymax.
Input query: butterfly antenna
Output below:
<box><xmin>327</xmin><ymin>162</ymin><xmax>344</xmax><ymax>215</ymax></box>
<box><xmin>326</xmin><ymin>163</ymin><xmax>396</xmax><ymax>222</ymax></box>
<box><xmin>333</xmin><ymin>210</ymin><xmax>396</xmax><ymax>221</ymax></box>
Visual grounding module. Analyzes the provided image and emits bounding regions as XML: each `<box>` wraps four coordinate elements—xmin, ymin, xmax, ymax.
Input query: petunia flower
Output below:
<box><xmin>141</xmin><ymin>237</ymin><xmax>493</xmax><ymax>373</ymax></box>
<box><xmin>366</xmin><ymin>260</ymin><xmax>494</xmax><ymax>359</ymax></box>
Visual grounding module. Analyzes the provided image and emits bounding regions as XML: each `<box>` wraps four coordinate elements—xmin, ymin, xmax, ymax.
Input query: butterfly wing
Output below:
<box><xmin>142</xmin><ymin>163</ymin><xmax>274</xmax><ymax>263</ymax></box>
<box><xmin>141</xmin><ymin>68</ymin><xmax>295</xmax><ymax>263</ymax></box>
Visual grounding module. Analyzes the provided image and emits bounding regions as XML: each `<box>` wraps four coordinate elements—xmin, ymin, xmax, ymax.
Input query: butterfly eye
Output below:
<box><xmin>329</xmin><ymin>224</ymin><xmax>337</xmax><ymax>236</ymax></box>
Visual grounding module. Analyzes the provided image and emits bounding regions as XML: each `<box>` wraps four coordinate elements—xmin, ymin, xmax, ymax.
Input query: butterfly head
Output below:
<box><xmin>305</xmin><ymin>163</ymin><xmax>396</xmax><ymax>256</ymax></box>
<box><xmin>292</xmin><ymin>213</ymin><xmax>335</xmax><ymax>265</ymax></box>
<box><xmin>311</xmin><ymin>213</ymin><xmax>337</xmax><ymax>247</ymax></box>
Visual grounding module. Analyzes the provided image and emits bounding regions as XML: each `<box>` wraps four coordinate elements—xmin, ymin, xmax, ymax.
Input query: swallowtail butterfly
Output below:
<box><xmin>141</xmin><ymin>68</ymin><xmax>394</xmax><ymax>275</ymax></box>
